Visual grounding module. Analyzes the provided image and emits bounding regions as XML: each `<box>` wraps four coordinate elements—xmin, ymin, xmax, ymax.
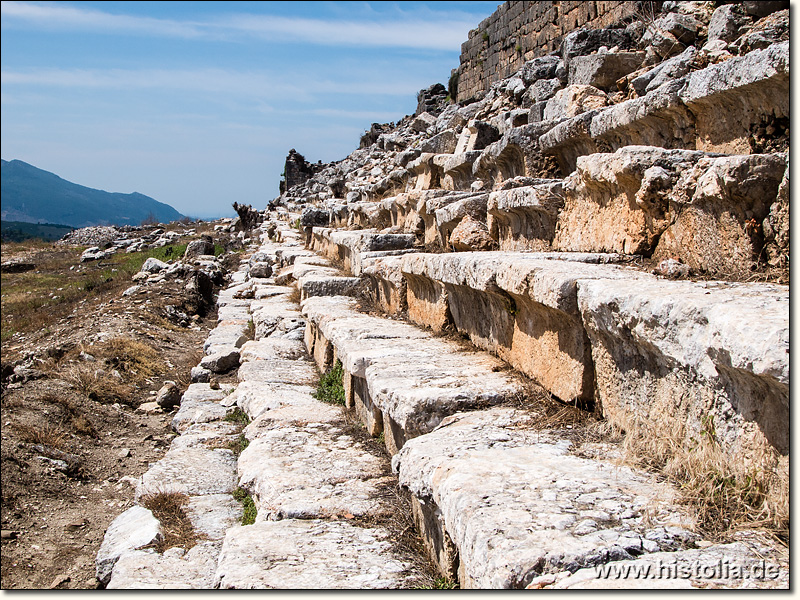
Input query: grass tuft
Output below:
<box><xmin>223</xmin><ymin>407</ymin><xmax>251</xmax><ymax>427</ymax></box>
<box><xmin>232</xmin><ymin>487</ymin><xmax>257</xmax><ymax>525</ymax></box>
<box><xmin>313</xmin><ymin>360</ymin><xmax>345</xmax><ymax>405</ymax></box>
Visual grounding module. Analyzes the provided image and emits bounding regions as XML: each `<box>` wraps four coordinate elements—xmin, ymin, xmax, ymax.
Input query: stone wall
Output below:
<box><xmin>456</xmin><ymin>1</ymin><xmax>644</xmax><ymax>102</ymax></box>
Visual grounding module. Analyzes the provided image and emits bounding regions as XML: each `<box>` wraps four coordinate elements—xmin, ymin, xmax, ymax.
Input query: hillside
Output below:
<box><xmin>1</xmin><ymin>159</ymin><xmax>184</xmax><ymax>228</ymax></box>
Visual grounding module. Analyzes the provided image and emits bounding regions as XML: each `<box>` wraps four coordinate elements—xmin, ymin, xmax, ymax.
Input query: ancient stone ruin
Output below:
<box><xmin>98</xmin><ymin>1</ymin><xmax>789</xmax><ymax>589</ymax></box>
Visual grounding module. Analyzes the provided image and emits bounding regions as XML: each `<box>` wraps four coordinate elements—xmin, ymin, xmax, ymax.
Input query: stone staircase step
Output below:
<box><xmin>302</xmin><ymin>294</ymin><xmax>523</xmax><ymax>454</ymax></box>
<box><xmin>214</xmin><ymin>520</ymin><xmax>418</xmax><ymax>589</ymax></box>
<box><xmin>393</xmin><ymin>407</ymin><xmax>696</xmax><ymax>589</ymax></box>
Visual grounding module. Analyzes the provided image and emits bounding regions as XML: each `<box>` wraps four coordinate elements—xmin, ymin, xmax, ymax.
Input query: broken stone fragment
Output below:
<box><xmin>448</xmin><ymin>215</ymin><xmax>495</xmax><ymax>251</ymax></box>
<box><xmin>155</xmin><ymin>381</ymin><xmax>181</xmax><ymax>409</ymax></box>
<box><xmin>96</xmin><ymin>505</ymin><xmax>162</xmax><ymax>586</ymax></box>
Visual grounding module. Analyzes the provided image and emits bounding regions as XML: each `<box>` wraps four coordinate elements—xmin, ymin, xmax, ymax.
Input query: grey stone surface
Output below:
<box><xmin>107</xmin><ymin>543</ymin><xmax>219</xmax><ymax>589</ymax></box>
<box><xmin>238</xmin><ymin>422</ymin><xmax>392</xmax><ymax>521</ymax></box>
<box><xmin>214</xmin><ymin>521</ymin><xmax>414</xmax><ymax>589</ymax></box>
<box><xmin>393</xmin><ymin>408</ymin><xmax>696</xmax><ymax>589</ymax></box>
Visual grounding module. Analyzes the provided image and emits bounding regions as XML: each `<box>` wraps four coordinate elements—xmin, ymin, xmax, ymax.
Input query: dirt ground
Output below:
<box><xmin>0</xmin><ymin>239</ymin><xmax>224</xmax><ymax>589</ymax></box>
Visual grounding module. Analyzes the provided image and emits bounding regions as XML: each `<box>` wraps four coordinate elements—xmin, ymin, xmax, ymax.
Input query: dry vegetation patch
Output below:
<box><xmin>140</xmin><ymin>492</ymin><xmax>198</xmax><ymax>553</ymax></box>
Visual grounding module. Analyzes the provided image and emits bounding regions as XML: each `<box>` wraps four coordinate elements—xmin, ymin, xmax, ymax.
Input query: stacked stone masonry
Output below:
<box><xmin>457</xmin><ymin>1</ymin><xmax>637</xmax><ymax>102</ymax></box>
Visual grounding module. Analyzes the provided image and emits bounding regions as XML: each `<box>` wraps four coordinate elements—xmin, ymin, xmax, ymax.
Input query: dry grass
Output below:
<box><xmin>39</xmin><ymin>392</ymin><xmax>98</xmax><ymax>437</ymax></box>
<box><xmin>65</xmin><ymin>364</ymin><xmax>134</xmax><ymax>405</ymax></box>
<box><xmin>13</xmin><ymin>421</ymin><xmax>68</xmax><ymax>449</ymax></box>
<box><xmin>96</xmin><ymin>337</ymin><xmax>164</xmax><ymax>382</ymax></box>
<box><xmin>614</xmin><ymin>416</ymin><xmax>788</xmax><ymax>543</ymax></box>
<box><xmin>140</xmin><ymin>492</ymin><xmax>198</xmax><ymax>553</ymax></box>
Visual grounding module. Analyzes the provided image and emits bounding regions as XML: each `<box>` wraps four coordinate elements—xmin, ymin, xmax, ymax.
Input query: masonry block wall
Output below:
<box><xmin>456</xmin><ymin>1</ymin><xmax>645</xmax><ymax>102</ymax></box>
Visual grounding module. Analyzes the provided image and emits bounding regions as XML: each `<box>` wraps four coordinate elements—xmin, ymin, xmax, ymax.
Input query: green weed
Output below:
<box><xmin>314</xmin><ymin>360</ymin><xmax>345</xmax><ymax>405</ymax></box>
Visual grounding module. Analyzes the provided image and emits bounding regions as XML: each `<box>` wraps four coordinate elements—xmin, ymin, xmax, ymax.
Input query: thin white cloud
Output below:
<box><xmin>0</xmin><ymin>1</ymin><xmax>206</xmax><ymax>38</ymax></box>
<box><xmin>0</xmin><ymin>67</ymin><xmax>430</xmax><ymax>99</ymax></box>
<box><xmin>217</xmin><ymin>14</ymin><xmax>472</xmax><ymax>51</ymax></box>
<box><xmin>1</xmin><ymin>1</ymin><xmax>474</xmax><ymax>50</ymax></box>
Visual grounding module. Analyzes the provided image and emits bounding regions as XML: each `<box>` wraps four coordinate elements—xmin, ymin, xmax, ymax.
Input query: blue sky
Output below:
<box><xmin>1</xmin><ymin>1</ymin><xmax>500</xmax><ymax>219</ymax></box>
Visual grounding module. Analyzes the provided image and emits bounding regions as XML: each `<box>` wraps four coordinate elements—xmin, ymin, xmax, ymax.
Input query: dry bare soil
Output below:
<box><xmin>0</xmin><ymin>233</ymin><xmax>228</xmax><ymax>589</ymax></box>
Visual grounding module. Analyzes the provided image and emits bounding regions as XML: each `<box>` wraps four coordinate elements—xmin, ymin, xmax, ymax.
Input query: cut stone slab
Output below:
<box><xmin>577</xmin><ymin>277</ymin><xmax>789</xmax><ymax>472</ymax></box>
<box><xmin>185</xmin><ymin>494</ymin><xmax>243</xmax><ymax>542</ymax></box>
<box><xmin>244</xmin><ymin>400</ymin><xmax>343</xmax><ymax>438</ymax></box>
<box><xmin>487</xmin><ymin>181</ymin><xmax>564</xmax><ymax>251</ymax></box>
<box><xmin>203</xmin><ymin>324</ymin><xmax>250</xmax><ymax>353</ymax></box>
<box><xmin>199</xmin><ymin>347</ymin><xmax>240</xmax><ymax>373</ymax></box>
<box><xmin>399</xmin><ymin>252</ymin><xmax>653</xmax><ymax>403</ymax></box>
<box><xmin>231</xmin><ymin>380</ymin><xmax>318</xmax><ymax>420</ymax></box>
<box><xmin>214</xmin><ymin>520</ymin><xmax>416</xmax><ymax>589</ymax></box>
<box><xmin>237</xmin><ymin>357</ymin><xmax>318</xmax><ymax>386</ymax></box>
<box><xmin>239</xmin><ymin>338</ymin><xmax>307</xmax><ymax>362</ymax></box>
<box><xmin>393</xmin><ymin>408</ymin><xmax>696</xmax><ymax>589</ymax></box>
<box><xmin>107</xmin><ymin>543</ymin><xmax>219</xmax><ymax>589</ymax></box>
<box><xmin>96</xmin><ymin>506</ymin><xmax>162</xmax><ymax>586</ymax></box>
<box><xmin>302</xmin><ymin>295</ymin><xmax>522</xmax><ymax>443</ymax></box>
<box><xmin>136</xmin><ymin>447</ymin><xmax>238</xmax><ymax>499</ymax></box>
<box><xmin>172</xmin><ymin>384</ymin><xmax>237</xmax><ymax>434</ymax></box>
<box><xmin>237</xmin><ymin>422</ymin><xmax>392</xmax><ymax>520</ymax></box>
<box><xmin>298</xmin><ymin>274</ymin><xmax>361</xmax><ymax>301</ymax></box>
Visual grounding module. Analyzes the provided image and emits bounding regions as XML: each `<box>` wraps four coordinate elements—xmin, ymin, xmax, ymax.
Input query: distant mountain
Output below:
<box><xmin>1</xmin><ymin>159</ymin><xmax>184</xmax><ymax>228</ymax></box>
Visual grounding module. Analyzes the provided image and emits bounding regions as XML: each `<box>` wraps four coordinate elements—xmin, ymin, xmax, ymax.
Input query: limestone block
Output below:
<box><xmin>107</xmin><ymin>543</ymin><xmax>219</xmax><ymax>589</ymax></box>
<box><xmin>553</xmin><ymin>146</ymin><xmax>708</xmax><ymax>255</ymax></box>
<box><xmin>299</xmin><ymin>274</ymin><xmax>360</xmax><ymax>301</ymax></box>
<box><xmin>680</xmin><ymin>42</ymin><xmax>788</xmax><ymax>154</ymax></box>
<box><xmin>239</xmin><ymin>338</ymin><xmax>306</xmax><ymax>362</ymax></box>
<box><xmin>630</xmin><ymin>46</ymin><xmax>697</xmax><ymax>96</ymax></box>
<box><xmin>652</xmin><ymin>153</ymin><xmax>787</xmax><ymax>276</ymax></box>
<box><xmin>214</xmin><ymin>521</ymin><xmax>414</xmax><ymax>589</ymax></box>
<box><xmin>199</xmin><ymin>347</ymin><xmax>240</xmax><ymax>373</ymax></box>
<box><xmin>232</xmin><ymin>380</ymin><xmax>317</xmax><ymax>421</ymax></box>
<box><xmin>449</xmin><ymin>215</ymin><xmax>495</xmax><ymax>252</ymax></box>
<box><xmin>419</xmin><ymin>129</ymin><xmax>458</xmax><ymax>155</ymax></box>
<box><xmin>553</xmin><ymin>146</ymin><xmax>787</xmax><ymax>274</ymax></box>
<box><xmin>393</xmin><ymin>409</ymin><xmax>695</xmax><ymax>589</ymax></box>
<box><xmin>237</xmin><ymin>423</ymin><xmax>392</xmax><ymax>520</ymax></box>
<box><xmin>244</xmin><ymin>399</ymin><xmax>342</xmax><ymax>439</ymax></box>
<box><xmin>568</xmin><ymin>51</ymin><xmax>644</xmax><ymax>91</ymax></box>
<box><xmin>172</xmin><ymin>393</ymin><xmax>234</xmax><ymax>434</ymax></box>
<box><xmin>543</xmin><ymin>85</ymin><xmax>609</xmax><ymax>121</ymax></box>
<box><xmin>361</xmin><ymin>255</ymin><xmax>408</xmax><ymax>315</ymax></box>
<box><xmin>487</xmin><ymin>181</ymin><xmax>563</xmax><ymax>251</ymax></box>
<box><xmin>541</xmin><ymin>42</ymin><xmax>788</xmax><ymax>171</ymax></box>
<box><xmin>302</xmin><ymin>295</ymin><xmax>521</xmax><ymax>442</ymax></box>
<box><xmin>400</xmin><ymin>252</ymin><xmax>645</xmax><ymax>403</ymax></box>
<box><xmin>237</xmin><ymin>357</ymin><xmax>318</xmax><ymax>386</ymax></box>
<box><xmin>96</xmin><ymin>506</ymin><xmax>162</xmax><ymax>586</ymax></box>
<box><xmin>136</xmin><ymin>446</ymin><xmax>238</xmax><ymax>499</ymax></box>
<box><xmin>577</xmin><ymin>278</ymin><xmax>789</xmax><ymax>462</ymax></box>
<box><xmin>433</xmin><ymin>192</ymin><xmax>488</xmax><ymax>245</ymax></box>
<box><xmin>185</xmin><ymin>494</ymin><xmax>243</xmax><ymax>542</ymax></box>
<box><xmin>203</xmin><ymin>323</ymin><xmax>250</xmax><ymax>353</ymax></box>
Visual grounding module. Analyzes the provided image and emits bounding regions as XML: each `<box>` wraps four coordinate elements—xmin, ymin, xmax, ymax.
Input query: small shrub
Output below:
<box><xmin>232</xmin><ymin>487</ymin><xmax>257</xmax><ymax>525</ymax></box>
<box><xmin>314</xmin><ymin>360</ymin><xmax>345</xmax><ymax>405</ymax></box>
<box><xmin>224</xmin><ymin>407</ymin><xmax>251</xmax><ymax>427</ymax></box>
